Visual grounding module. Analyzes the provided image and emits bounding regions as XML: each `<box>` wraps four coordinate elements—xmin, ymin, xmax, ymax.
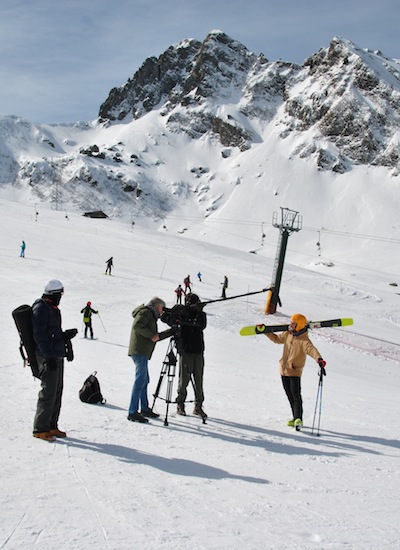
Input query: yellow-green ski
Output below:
<box><xmin>240</xmin><ymin>318</ymin><xmax>353</xmax><ymax>336</ymax></box>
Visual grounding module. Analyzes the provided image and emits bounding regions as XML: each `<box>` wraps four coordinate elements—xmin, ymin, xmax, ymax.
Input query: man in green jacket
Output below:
<box><xmin>127</xmin><ymin>297</ymin><xmax>171</xmax><ymax>423</ymax></box>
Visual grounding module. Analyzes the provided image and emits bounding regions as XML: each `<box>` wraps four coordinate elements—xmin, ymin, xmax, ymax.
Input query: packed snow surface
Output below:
<box><xmin>1</xmin><ymin>200</ymin><xmax>399</xmax><ymax>549</ymax></box>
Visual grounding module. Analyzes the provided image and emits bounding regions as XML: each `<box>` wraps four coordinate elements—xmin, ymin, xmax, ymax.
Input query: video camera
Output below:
<box><xmin>161</xmin><ymin>305</ymin><xmax>196</xmax><ymax>328</ymax></box>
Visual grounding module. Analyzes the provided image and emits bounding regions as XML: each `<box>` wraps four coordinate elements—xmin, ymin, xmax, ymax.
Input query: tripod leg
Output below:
<box><xmin>151</xmin><ymin>338</ymin><xmax>177</xmax><ymax>426</ymax></box>
<box><xmin>151</xmin><ymin>339</ymin><xmax>174</xmax><ymax>410</ymax></box>
<box><xmin>151</xmin><ymin>359</ymin><xmax>168</xmax><ymax>410</ymax></box>
<box><xmin>163</xmin><ymin>359</ymin><xmax>178</xmax><ymax>426</ymax></box>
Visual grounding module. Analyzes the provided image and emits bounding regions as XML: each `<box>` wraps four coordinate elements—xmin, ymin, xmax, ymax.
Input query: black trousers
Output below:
<box><xmin>177</xmin><ymin>353</ymin><xmax>204</xmax><ymax>406</ymax></box>
<box><xmin>281</xmin><ymin>376</ymin><xmax>303</xmax><ymax>421</ymax></box>
<box><xmin>34</xmin><ymin>356</ymin><xmax>64</xmax><ymax>433</ymax></box>
<box><xmin>84</xmin><ymin>321</ymin><xmax>93</xmax><ymax>338</ymax></box>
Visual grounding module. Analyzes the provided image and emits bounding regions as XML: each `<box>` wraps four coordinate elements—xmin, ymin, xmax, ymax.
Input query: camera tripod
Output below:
<box><xmin>151</xmin><ymin>337</ymin><xmax>204</xmax><ymax>426</ymax></box>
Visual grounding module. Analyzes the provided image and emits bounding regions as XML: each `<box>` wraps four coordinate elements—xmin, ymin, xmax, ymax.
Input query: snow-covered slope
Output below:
<box><xmin>1</xmin><ymin>200</ymin><xmax>399</xmax><ymax>549</ymax></box>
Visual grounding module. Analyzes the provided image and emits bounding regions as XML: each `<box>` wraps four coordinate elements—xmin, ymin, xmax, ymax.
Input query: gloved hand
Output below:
<box><xmin>64</xmin><ymin>328</ymin><xmax>78</xmax><ymax>341</ymax></box>
<box><xmin>46</xmin><ymin>357</ymin><xmax>59</xmax><ymax>370</ymax></box>
<box><xmin>318</xmin><ymin>358</ymin><xmax>327</xmax><ymax>376</ymax></box>
<box><xmin>65</xmin><ymin>340</ymin><xmax>74</xmax><ymax>362</ymax></box>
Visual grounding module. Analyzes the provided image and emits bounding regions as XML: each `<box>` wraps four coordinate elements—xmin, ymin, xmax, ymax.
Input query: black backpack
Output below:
<box><xmin>79</xmin><ymin>371</ymin><xmax>106</xmax><ymax>404</ymax></box>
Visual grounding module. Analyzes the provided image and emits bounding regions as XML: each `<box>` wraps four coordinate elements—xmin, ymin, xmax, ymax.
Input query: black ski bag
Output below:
<box><xmin>79</xmin><ymin>371</ymin><xmax>106</xmax><ymax>404</ymax></box>
<box><xmin>12</xmin><ymin>304</ymin><xmax>40</xmax><ymax>378</ymax></box>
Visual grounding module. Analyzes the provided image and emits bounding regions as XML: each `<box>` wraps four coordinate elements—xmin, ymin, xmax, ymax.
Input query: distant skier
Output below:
<box><xmin>183</xmin><ymin>275</ymin><xmax>192</xmax><ymax>294</ymax></box>
<box><xmin>221</xmin><ymin>275</ymin><xmax>228</xmax><ymax>299</ymax></box>
<box><xmin>264</xmin><ymin>313</ymin><xmax>326</xmax><ymax>431</ymax></box>
<box><xmin>20</xmin><ymin>240</ymin><xmax>26</xmax><ymax>258</ymax></box>
<box><xmin>81</xmin><ymin>301</ymin><xmax>99</xmax><ymax>339</ymax></box>
<box><xmin>105</xmin><ymin>257</ymin><xmax>113</xmax><ymax>275</ymax></box>
<box><xmin>197</xmin><ymin>271</ymin><xmax>202</xmax><ymax>282</ymax></box>
<box><xmin>175</xmin><ymin>284</ymin><xmax>184</xmax><ymax>304</ymax></box>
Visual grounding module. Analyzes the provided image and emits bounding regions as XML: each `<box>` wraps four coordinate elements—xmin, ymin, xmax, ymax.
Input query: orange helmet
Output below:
<box><xmin>291</xmin><ymin>313</ymin><xmax>307</xmax><ymax>331</ymax></box>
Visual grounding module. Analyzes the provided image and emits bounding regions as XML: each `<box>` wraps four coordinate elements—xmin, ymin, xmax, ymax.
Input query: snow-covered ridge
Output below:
<box><xmin>0</xmin><ymin>31</ymin><xmax>400</xmax><ymax>278</ymax></box>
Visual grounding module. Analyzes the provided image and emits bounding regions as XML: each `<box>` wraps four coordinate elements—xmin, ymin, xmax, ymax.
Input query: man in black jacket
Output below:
<box><xmin>175</xmin><ymin>293</ymin><xmax>207</xmax><ymax>419</ymax></box>
<box><xmin>32</xmin><ymin>279</ymin><xmax>77</xmax><ymax>441</ymax></box>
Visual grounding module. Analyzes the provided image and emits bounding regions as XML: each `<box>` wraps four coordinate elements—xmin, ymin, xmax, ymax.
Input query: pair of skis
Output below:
<box><xmin>240</xmin><ymin>318</ymin><xmax>353</xmax><ymax>336</ymax></box>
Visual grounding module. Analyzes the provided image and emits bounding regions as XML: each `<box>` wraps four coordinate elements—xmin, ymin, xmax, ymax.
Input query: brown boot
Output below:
<box><xmin>49</xmin><ymin>428</ymin><xmax>67</xmax><ymax>438</ymax></box>
<box><xmin>33</xmin><ymin>432</ymin><xmax>56</xmax><ymax>442</ymax></box>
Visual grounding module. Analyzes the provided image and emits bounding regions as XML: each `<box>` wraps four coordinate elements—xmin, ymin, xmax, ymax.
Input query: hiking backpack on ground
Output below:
<box><xmin>79</xmin><ymin>371</ymin><xmax>106</xmax><ymax>404</ymax></box>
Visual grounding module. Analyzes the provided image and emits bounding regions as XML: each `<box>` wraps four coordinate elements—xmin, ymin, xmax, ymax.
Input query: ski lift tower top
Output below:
<box><xmin>272</xmin><ymin>207</ymin><xmax>302</xmax><ymax>233</ymax></box>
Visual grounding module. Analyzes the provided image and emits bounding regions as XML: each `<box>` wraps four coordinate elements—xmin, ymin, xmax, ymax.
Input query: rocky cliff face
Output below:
<box><xmin>99</xmin><ymin>32</ymin><xmax>400</xmax><ymax>173</ymax></box>
<box><xmin>99</xmin><ymin>32</ymin><xmax>259</xmax><ymax>120</ymax></box>
<box><xmin>1</xmin><ymin>31</ymin><xmax>400</xmax><ymax>224</ymax></box>
<box><xmin>99</xmin><ymin>31</ymin><xmax>265</xmax><ymax>151</ymax></box>
<box><xmin>279</xmin><ymin>37</ymin><xmax>400</xmax><ymax>172</ymax></box>
<box><xmin>99</xmin><ymin>38</ymin><xmax>202</xmax><ymax>121</ymax></box>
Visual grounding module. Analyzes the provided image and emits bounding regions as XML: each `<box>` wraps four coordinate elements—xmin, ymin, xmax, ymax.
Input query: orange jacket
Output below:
<box><xmin>267</xmin><ymin>330</ymin><xmax>321</xmax><ymax>377</ymax></box>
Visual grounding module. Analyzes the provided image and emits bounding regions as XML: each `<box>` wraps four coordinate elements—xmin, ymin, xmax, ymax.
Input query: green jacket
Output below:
<box><xmin>128</xmin><ymin>304</ymin><xmax>158</xmax><ymax>359</ymax></box>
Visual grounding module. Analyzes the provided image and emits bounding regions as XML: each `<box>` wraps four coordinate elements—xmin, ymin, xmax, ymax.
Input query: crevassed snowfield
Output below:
<box><xmin>1</xmin><ymin>200</ymin><xmax>399</xmax><ymax>550</ymax></box>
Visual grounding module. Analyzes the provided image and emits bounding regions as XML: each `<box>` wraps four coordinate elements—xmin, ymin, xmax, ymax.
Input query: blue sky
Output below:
<box><xmin>1</xmin><ymin>0</ymin><xmax>399</xmax><ymax>124</ymax></box>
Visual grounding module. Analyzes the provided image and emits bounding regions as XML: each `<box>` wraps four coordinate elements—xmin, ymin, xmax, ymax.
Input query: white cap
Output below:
<box><xmin>44</xmin><ymin>279</ymin><xmax>64</xmax><ymax>295</ymax></box>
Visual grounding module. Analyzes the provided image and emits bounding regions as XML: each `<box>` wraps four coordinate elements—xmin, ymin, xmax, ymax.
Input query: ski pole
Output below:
<box><xmin>97</xmin><ymin>312</ymin><xmax>107</xmax><ymax>332</ymax></box>
<box><xmin>311</xmin><ymin>366</ymin><xmax>326</xmax><ymax>436</ymax></box>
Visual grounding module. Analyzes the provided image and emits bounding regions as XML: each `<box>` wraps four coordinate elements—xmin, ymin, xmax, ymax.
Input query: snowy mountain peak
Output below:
<box><xmin>182</xmin><ymin>30</ymin><xmax>257</xmax><ymax>100</ymax></box>
<box><xmin>99</xmin><ymin>31</ymin><xmax>257</xmax><ymax>123</ymax></box>
<box><xmin>1</xmin><ymin>31</ymin><xmax>400</xmax><ymax>253</ymax></box>
<box><xmin>279</xmin><ymin>36</ymin><xmax>400</xmax><ymax>171</ymax></box>
<box><xmin>98</xmin><ymin>37</ymin><xmax>201</xmax><ymax>121</ymax></box>
<box><xmin>97</xmin><ymin>32</ymin><xmax>400</xmax><ymax>173</ymax></box>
